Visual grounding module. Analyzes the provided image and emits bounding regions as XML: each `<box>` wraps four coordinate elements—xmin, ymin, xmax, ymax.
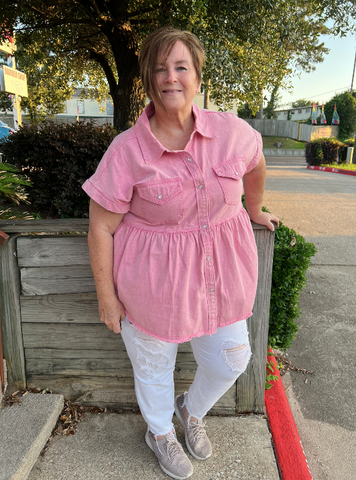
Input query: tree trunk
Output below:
<box><xmin>112</xmin><ymin>72</ymin><xmax>146</xmax><ymax>132</ymax></box>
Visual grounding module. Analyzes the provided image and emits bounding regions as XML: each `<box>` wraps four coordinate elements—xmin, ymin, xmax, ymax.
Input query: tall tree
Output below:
<box><xmin>291</xmin><ymin>99</ymin><xmax>315</xmax><ymax>108</ymax></box>
<box><xmin>1</xmin><ymin>0</ymin><xmax>355</xmax><ymax>130</ymax></box>
<box><xmin>324</xmin><ymin>91</ymin><xmax>356</xmax><ymax>139</ymax></box>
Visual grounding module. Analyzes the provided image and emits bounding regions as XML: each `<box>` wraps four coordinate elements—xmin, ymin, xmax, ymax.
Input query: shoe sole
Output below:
<box><xmin>174</xmin><ymin>395</ymin><xmax>212</xmax><ymax>461</ymax></box>
<box><xmin>145</xmin><ymin>430</ymin><xmax>193</xmax><ymax>480</ymax></box>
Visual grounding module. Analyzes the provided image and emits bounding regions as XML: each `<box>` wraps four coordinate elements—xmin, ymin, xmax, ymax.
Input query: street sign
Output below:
<box><xmin>0</xmin><ymin>65</ymin><xmax>28</xmax><ymax>97</ymax></box>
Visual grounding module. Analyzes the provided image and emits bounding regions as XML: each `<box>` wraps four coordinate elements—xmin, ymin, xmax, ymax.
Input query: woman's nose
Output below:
<box><xmin>165</xmin><ymin>68</ymin><xmax>176</xmax><ymax>83</ymax></box>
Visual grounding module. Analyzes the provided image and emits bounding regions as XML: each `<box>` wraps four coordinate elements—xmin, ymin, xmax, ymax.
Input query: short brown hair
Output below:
<box><xmin>139</xmin><ymin>27</ymin><xmax>205</xmax><ymax>108</ymax></box>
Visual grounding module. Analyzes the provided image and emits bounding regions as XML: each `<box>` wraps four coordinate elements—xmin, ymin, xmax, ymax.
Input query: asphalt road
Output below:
<box><xmin>264</xmin><ymin>156</ymin><xmax>356</xmax><ymax>480</ymax></box>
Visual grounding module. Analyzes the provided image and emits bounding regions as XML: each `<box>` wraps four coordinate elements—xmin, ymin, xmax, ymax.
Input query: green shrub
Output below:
<box><xmin>242</xmin><ymin>197</ymin><xmax>317</xmax><ymax>350</ymax></box>
<box><xmin>305</xmin><ymin>137</ymin><xmax>344</xmax><ymax>165</ymax></box>
<box><xmin>269</xmin><ymin>222</ymin><xmax>317</xmax><ymax>350</ymax></box>
<box><xmin>305</xmin><ymin>139</ymin><xmax>323</xmax><ymax>165</ymax></box>
<box><xmin>0</xmin><ymin>120</ymin><xmax>117</xmax><ymax>217</ymax></box>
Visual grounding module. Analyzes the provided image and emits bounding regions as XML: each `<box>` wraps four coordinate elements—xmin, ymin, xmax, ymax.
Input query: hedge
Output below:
<box><xmin>305</xmin><ymin>137</ymin><xmax>346</xmax><ymax>166</ymax></box>
<box><xmin>0</xmin><ymin>120</ymin><xmax>117</xmax><ymax>217</ymax></box>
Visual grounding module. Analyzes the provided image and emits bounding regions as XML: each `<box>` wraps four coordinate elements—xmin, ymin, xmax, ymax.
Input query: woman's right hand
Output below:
<box><xmin>98</xmin><ymin>296</ymin><xmax>126</xmax><ymax>334</ymax></box>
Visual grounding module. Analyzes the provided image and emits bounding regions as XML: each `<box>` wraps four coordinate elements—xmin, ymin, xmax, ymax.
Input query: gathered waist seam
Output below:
<box><xmin>121</xmin><ymin>205</ymin><xmax>245</xmax><ymax>235</ymax></box>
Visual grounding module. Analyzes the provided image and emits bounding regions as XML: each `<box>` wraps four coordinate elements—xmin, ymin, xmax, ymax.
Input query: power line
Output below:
<box><xmin>280</xmin><ymin>85</ymin><xmax>350</xmax><ymax>107</ymax></box>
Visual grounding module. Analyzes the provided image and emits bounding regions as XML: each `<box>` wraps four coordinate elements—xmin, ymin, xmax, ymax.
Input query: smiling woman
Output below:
<box><xmin>82</xmin><ymin>27</ymin><xmax>278</xmax><ymax>480</ymax></box>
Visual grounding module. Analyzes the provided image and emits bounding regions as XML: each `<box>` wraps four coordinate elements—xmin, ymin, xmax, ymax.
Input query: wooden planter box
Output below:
<box><xmin>0</xmin><ymin>220</ymin><xmax>274</xmax><ymax>414</ymax></box>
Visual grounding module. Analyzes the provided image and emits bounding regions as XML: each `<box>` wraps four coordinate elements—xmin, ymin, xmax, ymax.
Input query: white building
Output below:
<box><xmin>276</xmin><ymin>105</ymin><xmax>322</xmax><ymax>122</ymax></box>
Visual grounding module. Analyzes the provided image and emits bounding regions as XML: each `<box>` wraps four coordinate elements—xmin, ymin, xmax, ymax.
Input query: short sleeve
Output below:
<box><xmin>82</xmin><ymin>136</ymin><xmax>135</xmax><ymax>214</ymax></box>
<box><xmin>245</xmin><ymin>128</ymin><xmax>263</xmax><ymax>173</ymax></box>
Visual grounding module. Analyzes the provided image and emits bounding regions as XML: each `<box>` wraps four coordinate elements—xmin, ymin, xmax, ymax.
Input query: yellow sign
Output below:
<box><xmin>1</xmin><ymin>65</ymin><xmax>28</xmax><ymax>97</ymax></box>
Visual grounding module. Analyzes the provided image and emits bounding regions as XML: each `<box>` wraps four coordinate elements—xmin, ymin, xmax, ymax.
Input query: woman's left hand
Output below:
<box><xmin>248</xmin><ymin>211</ymin><xmax>279</xmax><ymax>232</ymax></box>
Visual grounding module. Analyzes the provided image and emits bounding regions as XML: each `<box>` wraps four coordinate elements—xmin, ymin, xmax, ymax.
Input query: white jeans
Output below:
<box><xmin>121</xmin><ymin>317</ymin><xmax>251</xmax><ymax>436</ymax></box>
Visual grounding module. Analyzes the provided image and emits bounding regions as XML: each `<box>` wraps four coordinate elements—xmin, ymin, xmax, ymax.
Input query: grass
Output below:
<box><xmin>262</xmin><ymin>136</ymin><xmax>306</xmax><ymax>150</ymax></box>
<box><xmin>321</xmin><ymin>163</ymin><xmax>356</xmax><ymax>171</ymax></box>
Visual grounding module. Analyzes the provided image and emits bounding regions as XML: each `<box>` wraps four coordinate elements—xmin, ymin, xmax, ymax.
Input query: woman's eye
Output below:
<box><xmin>155</xmin><ymin>68</ymin><xmax>165</xmax><ymax>73</ymax></box>
<box><xmin>177</xmin><ymin>66</ymin><xmax>187</xmax><ymax>71</ymax></box>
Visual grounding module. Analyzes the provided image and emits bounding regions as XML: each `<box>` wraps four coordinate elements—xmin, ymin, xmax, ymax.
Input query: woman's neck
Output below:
<box><xmin>149</xmin><ymin>106</ymin><xmax>195</xmax><ymax>151</ymax></box>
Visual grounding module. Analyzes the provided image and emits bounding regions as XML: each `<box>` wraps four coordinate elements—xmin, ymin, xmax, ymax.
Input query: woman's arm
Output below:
<box><xmin>88</xmin><ymin>199</ymin><xmax>126</xmax><ymax>333</ymax></box>
<box><xmin>243</xmin><ymin>155</ymin><xmax>279</xmax><ymax>231</ymax></box>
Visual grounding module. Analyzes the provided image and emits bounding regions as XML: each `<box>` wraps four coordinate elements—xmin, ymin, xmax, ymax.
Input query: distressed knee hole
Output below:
<box><xmin>220</xmin><ymin>340</ymin><xmax>252</xmax><ymax>373</ymax></box>
<box><xmin>130</xmin><ymin>329</ymin><xmax>175</xmax><ymax>378</ymax></box>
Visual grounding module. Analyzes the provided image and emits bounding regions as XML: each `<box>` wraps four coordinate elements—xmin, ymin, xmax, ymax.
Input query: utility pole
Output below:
<box><xmin>351</xmin><ymin>48</ymin><xmax>356</xmax><ymax>94</ymax></box>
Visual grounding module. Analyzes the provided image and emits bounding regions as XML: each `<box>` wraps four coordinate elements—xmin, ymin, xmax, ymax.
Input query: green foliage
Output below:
<box><xmin>0</xmin><ymin>162</ymin><xmax>30</xmax><ymax>205</ymax></box>
<box><xmin>305</xmin><ymin>137</ymin><xmax>344</xmax><ymax>165</ymax></box>
<box><xmin>264</xmin><ymin>86</ymin><xmax>281</xmax><ymax>120</ymax></box>
<box><xmin>265</xmin><ymin>357</ymin><xmax>279</xmax><ymax>390</ymax></box>
<box><xmin>269</xmin><ymin>222</ymin><xmax>317</xmax><ymax>350</ymax></box>
<box><xmin>291</xmin><ymin>99</ymin><xmax>314</xmax><ymax>108</ymax></box>
<box><xmin>0</xmin><ymin>121</ymin><xmax>117</xmax><ymax>217</ymax></box>
<box><xmin>324</xmin><ymin>91</ymin><xmax>356</xmax><ymax>139</ymax></box>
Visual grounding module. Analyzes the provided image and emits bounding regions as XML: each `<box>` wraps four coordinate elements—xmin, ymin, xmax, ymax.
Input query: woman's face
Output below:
<box><xmin>153</xmin><ymin>40</ymin><xmax>200</xmax><ymax>115</ymax></box>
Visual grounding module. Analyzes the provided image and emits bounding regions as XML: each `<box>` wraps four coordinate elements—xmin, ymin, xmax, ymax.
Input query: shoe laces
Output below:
<box><xmin>164</xmin><ymin>435</ymin><xmax>183</xmax><ymax>459</ymax></box>
<box><xmin>189</xmin><ymin>420</ymin><xmax>208</xmax><ymax>441</ymax></box>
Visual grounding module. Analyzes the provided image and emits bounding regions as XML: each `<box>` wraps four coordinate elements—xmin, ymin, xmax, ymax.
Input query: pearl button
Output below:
<box><xmin>198</xmin><ymin>184</ymin><xmax>203</xmax><ymax>189</ymax></box>
<box><xmin>187</xmin><ymin>158</ymin><xmax>192</xmax><ymax>162</ymax></box>
<box><xmin>157</xmin><ymin>195</ymin><xmax>162</xmax><ymax>199</ymax></box>
<box><xmin>206</xmin><ymin>256</ymin><xmax>211</xmax><ymax>261</ymax></box>
<box><xmin>202</xmin><ymin>224</ymin><xmax>207</xmax><ymax>229</ymax></box>
<box><xmin>235</xmin><ymin>172</ymin><xmax>239</xmax><ymax>176</ymax></box>
<box><xmin>210</xmin><ymin>288</ymin><xmax>214</xmax><ymax>292</ymax></box>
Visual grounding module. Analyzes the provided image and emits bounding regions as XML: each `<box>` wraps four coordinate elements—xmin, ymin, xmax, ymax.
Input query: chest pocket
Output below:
<box><xmin>212</xmin><ymin>159</ymin><xmax>246</xmax><ymax>205</ymax></box>
<box><xmin>136</xmin><ymin>177</ymin><xmax>184</xmax><ymax>225</ymax></box>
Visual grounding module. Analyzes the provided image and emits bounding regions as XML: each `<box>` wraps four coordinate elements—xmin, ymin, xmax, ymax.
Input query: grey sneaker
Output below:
<box><xmin>174</xmin><ymin>393</ymin><xmax>212</xmax><ymax>460</ymax></box>
<box><xmin>145</xmin><ymin>429</ymin><xmax>193</xmax><ymax>479</ymax></box>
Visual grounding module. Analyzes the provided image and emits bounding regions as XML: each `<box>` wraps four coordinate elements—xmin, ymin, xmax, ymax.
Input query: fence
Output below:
<box><xmin>245</xmin><ymin>119</ymin><xmax>339</xmax><ymax>142</ymax></box>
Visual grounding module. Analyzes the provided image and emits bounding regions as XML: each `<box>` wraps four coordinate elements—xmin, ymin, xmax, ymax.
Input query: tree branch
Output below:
<box><xmin>89</xmin><ymin>49</ymin><xmax>117</xmax><ymax>94</ymax></box>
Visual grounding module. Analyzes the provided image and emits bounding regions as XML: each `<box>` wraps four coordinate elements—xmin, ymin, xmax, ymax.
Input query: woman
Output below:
<box><xmin>83</xmin><ymin>27</ymin><xmax>278</xmax><ymax>480</ymax></box>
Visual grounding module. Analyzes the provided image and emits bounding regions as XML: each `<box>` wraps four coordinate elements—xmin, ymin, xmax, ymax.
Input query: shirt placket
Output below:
<box><xmin>184</xmin><ymin>154</ymin><xmax>217</xmax><ymax>331</ymax></box>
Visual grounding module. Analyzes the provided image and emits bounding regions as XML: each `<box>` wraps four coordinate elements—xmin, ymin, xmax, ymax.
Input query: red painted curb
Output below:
<box><xmin>265</xmin><ymin>349</ymin><xmax>313</xmax><ymax>480</ymax></box>
<box><xmin>307</xmin><ymin>165</ymin><xmax>356</xmax><ymax>176</ymax></box>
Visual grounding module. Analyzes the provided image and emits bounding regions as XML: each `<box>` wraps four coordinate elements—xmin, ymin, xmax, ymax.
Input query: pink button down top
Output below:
<box><xmin>82</xmin><ymin>102</ymin><xmax>262</xmax><ymax>343</ymax></box>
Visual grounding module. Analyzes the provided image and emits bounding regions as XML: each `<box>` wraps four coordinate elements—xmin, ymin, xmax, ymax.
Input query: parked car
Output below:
<box><xmin>0</xmin><ymin>120</ymin><xmax>15</xmax><ymax>140</ymax></box>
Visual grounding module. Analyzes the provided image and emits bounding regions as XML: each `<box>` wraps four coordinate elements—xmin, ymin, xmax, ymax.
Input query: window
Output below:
<box><xmin>304</xmin><ymin>108</ymin><xmax>310</xmax><ymax>114</ymax></box>
<box><xmin>284</xmin><ymin>111</ymin><xmax>288</xmax><ymax>115</ymax></box>
<box><xmin>298</xmin><ymin>109</ymin><xmax>302</xmax><ymax>114</ymax></box>
<box><xmin>106</xmin><ymin>102</ymin><xmax>113</xmax><ymax>115</ymax></box>
<box><xmin>77</xmin><ymin>100</ymin><xmax>85</xmax><ymax>114</ymax></box>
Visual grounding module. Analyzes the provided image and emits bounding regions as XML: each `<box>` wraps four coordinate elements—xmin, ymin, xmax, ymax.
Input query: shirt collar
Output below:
<box><xmin>134</xmin><ymin>101</ymin><xmax>215</xmax><ymax>165</ymax></box>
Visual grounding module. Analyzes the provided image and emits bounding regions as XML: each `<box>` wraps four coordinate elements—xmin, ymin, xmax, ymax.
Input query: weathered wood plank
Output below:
<box><xmin>0</xmin><ymin>219</ymin><xmax>266</xmax><ymax>234</ymax></box>
<box><xmin>21</xmin><ymin>323</ymin><xmax>194</xmax><ymax>353</ymax></box>
<box><xmin>25</xmin><ymin>352</ymin><xmax>197</xmax><ymax>379</ymax></box>
<box><xmin>235</xmin><ymin>227</ymin><xmax>275</xmax><ymax>413</ymax></box>
<box><xmin>20</xmin><ymin>294</ymin><xmax>100</xmax><ymax>323</ymax></box>
<box><xmin>17</xmin><ymin>236</ymin><xmax>89</xmax><ymax>267</ymax></box>
<box><xmin>26</xmin><ymin>375</ymin><xmax>236</xmax><ymax>414</ymax></box>
<box><xmin>20</xmin><ymin>265</ymin><xmax>95</xmax><ymax>295</ymax></box>
<box><xmin>0</xmin><ymin>236</ymin><xmax>26</xmax><ymax>388</ymax></box>
<box><xmin>0</xmin><ymin>219</ymin><xmax>89</xmax><ymax>233</ymax></box>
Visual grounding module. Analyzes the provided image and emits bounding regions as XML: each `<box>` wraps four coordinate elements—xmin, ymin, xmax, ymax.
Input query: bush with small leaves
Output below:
<box><xmin>0</xmin><ymin>120</ymin><xmax>117</xmax><ymax>217</ymax></box>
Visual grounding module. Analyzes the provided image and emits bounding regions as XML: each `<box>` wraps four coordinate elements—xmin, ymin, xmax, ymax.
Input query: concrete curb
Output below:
<box><xmin>307</xmin><ymin>165</ymin><xmax>356</xmax><ymax>177</ymax></box>
<box><xmin>0</xmin><ymin>393</ymin><xmax>64</xmax><ymax>480</ymax></box>
<box><xmin>263</xmin><ymin>149</ymin><xmax>305</xmax><ymax>157</ymax></box>
<box><xmin>265</xmin><ymin>350</ymin><xmax>313</xmax><ymax>480</ymax></box>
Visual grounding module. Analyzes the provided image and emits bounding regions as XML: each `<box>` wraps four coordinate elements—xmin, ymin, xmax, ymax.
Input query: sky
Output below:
<box><xmin>279</xmin><ymin>31</ymin><xmax>356</xmax><ymax>108</ymax></box>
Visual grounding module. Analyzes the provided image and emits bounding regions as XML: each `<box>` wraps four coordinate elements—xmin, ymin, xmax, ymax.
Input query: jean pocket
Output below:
<box><xmin>136</xmin><ymin>177</ymin><xmax>184</xmax><ymax>225</ymax></box>
<box><xmin>212</xmin><ymin>159</ymin><xmax>246</xmax><ymax>205</ymax></box>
